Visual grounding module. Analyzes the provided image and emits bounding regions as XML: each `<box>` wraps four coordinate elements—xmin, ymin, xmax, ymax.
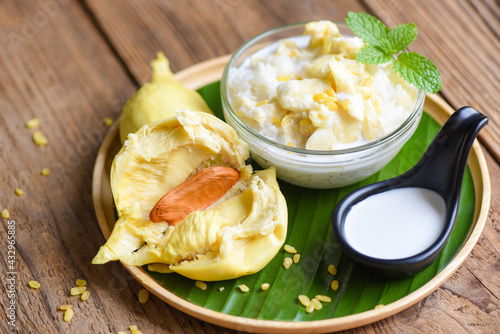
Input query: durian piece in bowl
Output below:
<box><xmin>93</xmin><ymin>110</ymin><xmax>288</xmax><ymax>281</ymax></box>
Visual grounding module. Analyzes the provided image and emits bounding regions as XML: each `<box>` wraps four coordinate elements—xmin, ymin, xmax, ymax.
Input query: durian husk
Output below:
<box><xmin>119</xmin><ymin>52</ymin><xmax>213</xmax><ymax>143</ymax></box>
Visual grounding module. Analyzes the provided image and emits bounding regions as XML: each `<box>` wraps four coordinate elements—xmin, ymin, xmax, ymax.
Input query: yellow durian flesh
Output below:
<box><xmin>170</xmin><ymin>168</ymin><xmax>287</xmax><ymax>281</ymax></box>
<box><xmin>119</xmin><ymin>52</ymin><xmax>213</xmax><ymax>144</ymax></box>
<box><xmin>93</xmin><ymin>110</ymin><xmax>288</xmax><ymax>281</ymax></box>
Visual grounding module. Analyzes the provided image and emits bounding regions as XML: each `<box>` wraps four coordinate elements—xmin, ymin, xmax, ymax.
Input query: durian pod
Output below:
<box><xmin>119</xmin><ymin>52</ymin><xmax>213</xmax><ymax>144</ymax></box>
<box><xmin>94</xmin><ymin>111</ymin><xmax>288</xmax><ymax>281</ymax></box>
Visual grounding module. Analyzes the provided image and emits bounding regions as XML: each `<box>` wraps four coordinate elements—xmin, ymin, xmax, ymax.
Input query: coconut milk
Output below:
<box><xmin>344</xmin><ymin>187</ymin><xmax>446</xmax><ymax>260</ymax></box>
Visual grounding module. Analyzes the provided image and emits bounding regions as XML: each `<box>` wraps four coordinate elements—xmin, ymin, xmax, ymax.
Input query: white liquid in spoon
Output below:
<box><xmin>344</xmin><ymin>187</ymin><xmax>446</xmax><ymax>260</ymax></box>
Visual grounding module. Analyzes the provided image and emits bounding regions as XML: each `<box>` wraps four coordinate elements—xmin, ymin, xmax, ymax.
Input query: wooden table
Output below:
<box><xmin>1</xmin><ymin>1</ymin><xmax>499</xmax><ymax>333</ymax></box>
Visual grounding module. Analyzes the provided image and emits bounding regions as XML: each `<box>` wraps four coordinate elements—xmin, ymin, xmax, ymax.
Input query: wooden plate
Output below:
<box><xmin>92</xmin><ymin>56</ymin><xmax>490</xmax><ymax>333</ymax></box>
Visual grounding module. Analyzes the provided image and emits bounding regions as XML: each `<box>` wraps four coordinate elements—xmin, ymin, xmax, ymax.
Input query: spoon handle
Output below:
<box><xmin>403</xmin><ymin>106</ymin><xmax>488</xmax><ymax>201</ymax></box>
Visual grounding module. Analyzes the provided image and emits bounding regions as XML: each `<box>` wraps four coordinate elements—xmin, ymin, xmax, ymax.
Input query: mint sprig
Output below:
<box><xmin>345</xmin><ymin>12</ymin><xmax>389</xmax><ymax>46</ymax></box>
<box><xmin>345</xmin><ymin>12</ymin><xmax>441</xmax><ymax>94</ymax></box>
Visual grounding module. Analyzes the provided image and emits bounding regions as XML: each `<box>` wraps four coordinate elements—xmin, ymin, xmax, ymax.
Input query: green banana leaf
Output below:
<box><xmin>144</xmin><ymin>81</ymin><xmax>474</xmax><ymax>321</ymax></box>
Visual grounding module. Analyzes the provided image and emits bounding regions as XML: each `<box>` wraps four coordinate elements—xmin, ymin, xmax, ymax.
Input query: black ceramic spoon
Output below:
<box><xmin>332</xmin><ymin>106</ymin><xmax>488</xmax><ymax>278</ymax></box>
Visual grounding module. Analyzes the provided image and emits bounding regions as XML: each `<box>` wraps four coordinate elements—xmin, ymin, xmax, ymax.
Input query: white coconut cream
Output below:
<box><xmin>227</xmin><ymin>20</ymin><xmax>418</xmax><ymax>151</ymax></box>
<box><xmin>344</xmin><ymin>187</ymin><xmax>446</xmax><ymax>260</ymax></box>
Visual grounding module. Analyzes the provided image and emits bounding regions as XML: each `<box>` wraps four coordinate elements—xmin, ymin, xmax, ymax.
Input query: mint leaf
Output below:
<box><xmin>345</xmin><ymin>12</ymin><xmax>442</xmax><ymax>94</ymax></box>
<box><xmin>356</xmin><ymin>45</ymin><xmax>393</xmax><ymax>64</ymax></box>
<box><xmin>346</xmin><ymin>12</ymin><xmax>390</xmax><ymax>46</ymax></box>
<box><xmin>393</xmin><ymin>52</ymin><xmax>442</xmax><ymax>93</ymax></box>
<box><xmin>387</xmin><ymin>23</ymin><xmax>417</xmax><ymax>53</ymax></box>
<box><xmin>375</xmin><ymin>37</ymin><xmax>393</xmax><ymax>54</ymax></box>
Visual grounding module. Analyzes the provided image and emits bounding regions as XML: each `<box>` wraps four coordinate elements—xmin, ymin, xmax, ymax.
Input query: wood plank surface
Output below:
<box><xmin>82</xmin><ymin>0</ymin><xmax>365</xmax><ymax>83</ymax></box>
<box><xmin>0</xmin><ymin>0</ymin><xmax>217</xmax><ymax>333</ymax></box>
<box><xmin>0</xmin><ymin>0</ymin><xmax>498</xmax><ymax>333</ymax></box>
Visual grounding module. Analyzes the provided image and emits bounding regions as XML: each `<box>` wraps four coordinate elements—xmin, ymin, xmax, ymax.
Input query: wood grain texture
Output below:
<box><xmin>83</xmin><ymin>0</ymin><xmax>365</xmax><ymax>83</ymax></box>
<box><xmin>0</xmin><ymin>0</ymin><xmax>225</xmax><ymax>333</ymax></box>
<box><xmin>0</xmin><ymin>0</ymin><xmax>498</xmax><ymax>333</ymax></box>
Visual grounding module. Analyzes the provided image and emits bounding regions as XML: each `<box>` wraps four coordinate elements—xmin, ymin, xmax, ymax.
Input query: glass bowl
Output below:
<box><xmin>221</xmin><ymin>22</ymin><xmax>425</xmax><ymax>189</ymax></box>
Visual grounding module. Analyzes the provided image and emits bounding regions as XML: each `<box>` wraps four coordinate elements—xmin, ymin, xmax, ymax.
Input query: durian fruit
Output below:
<box><xmin>119</xmin><ymin>52</ymin><xmax>213</xmax><ymax>143</ymax></box>
<box><xmin>94</xmin><ymin>110</ymin><xmax>288</xmax><ymax>281</ymax></box>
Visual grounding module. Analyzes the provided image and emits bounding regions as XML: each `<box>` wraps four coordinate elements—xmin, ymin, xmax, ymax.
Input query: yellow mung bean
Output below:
<box><xmin>41</xmin><ymin>168</ymin><xmax>50</xmax><ymax>176</ymax></box>
<box><xmin>325</xmin><ymin>88</ymin><xmax>336</xmax><ymax>97</ymax></box>
<box><xmin>195</xmin><ymin>281</ymin><xmax>207</xmax><ymax>291</ymax></box>
<box><xmin>138</xmin><ymin>289</ymin><xmax>149</xmax><ymax>304</ymax></box>
<box><xmin>75</xmin><ymin>279</ymin><xmax>86</xmax><ymax>286</ymax></box>
<box><xmin>283</xmin><ymin>257</ymin><xmax>293</xmax><ymax>269</ymax></box>
<box><xmin>272</xmin><ymin>116</ymin><xmax>281</xmax><ymax>127</ymax></box>
<box><xmin>284</xmin><ymin>244</ymin><xmax>297</xmax><ymax>254</ymax></box>
<box><xmin>256</xmin><ymin>99</ymin><xmax>269</xmax><ymax>107</ymax></box>
<box><xmin>298</xmin><ymin>295</ymin><xmax>310</xmax><ymax>307</ymax></box>
<box><xmin>26</xmin><ymin>118</ymin><xmax>40</xmax><ymax>129</ymax></box>
<box><xmin>238</xmin><ymin>284</ymin><xmax>249</xmax><ymax>293</ymax></box>
<box><xmin>70</xmin><ymin>286</ymin><xmax>86</xmax><ymax>295</ymax></box>
<box><xmin>81</xmin><ymin>290</ymin><xmax>90</xmax><ymax>301</ymax></box>
<box><xmin>33</xmin><ymin>131</ymin><xmax>48</xmax><ymax>146</ymax></box>
<box><xmin>342</xmin><ymin>99</ymin><xmax>351</xmax><ymax>110</ymax></box>
<box><xmin>63</xmin><ymin>308</ymin><xmax>74</xmax><ymax>322</ymax></box>
<box><xmin>313</xmin><ymin>92</ymin><xmax>326</xmax><ymax>102</ymax></box>
<box><xmin>315</xmin><ymin>295</ymin><xmax>331</xmax><ymax>303</ymax></box>
<box><xmin>311</xmin><ymin>298</ymin><xmax>322</xmax><ymax>310</ymax></box>
<box><xmin>103</xmin><ymin>118</ymin><xmax>114</xmax><ymax>127</ymax></box>
<box><xmin>29</xmin><ymin>281</ymin><xmax>41</xmax><ymax>289</ymax></box>
<box><xmin>328</xmin><ymin>264</ymin><xmax>337</xmax><ymax>276</ymax></box>
<box><xmin>325</xmin><ymin>99</ymin><xmax>338</xmax><ymax>110</ymax></box>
